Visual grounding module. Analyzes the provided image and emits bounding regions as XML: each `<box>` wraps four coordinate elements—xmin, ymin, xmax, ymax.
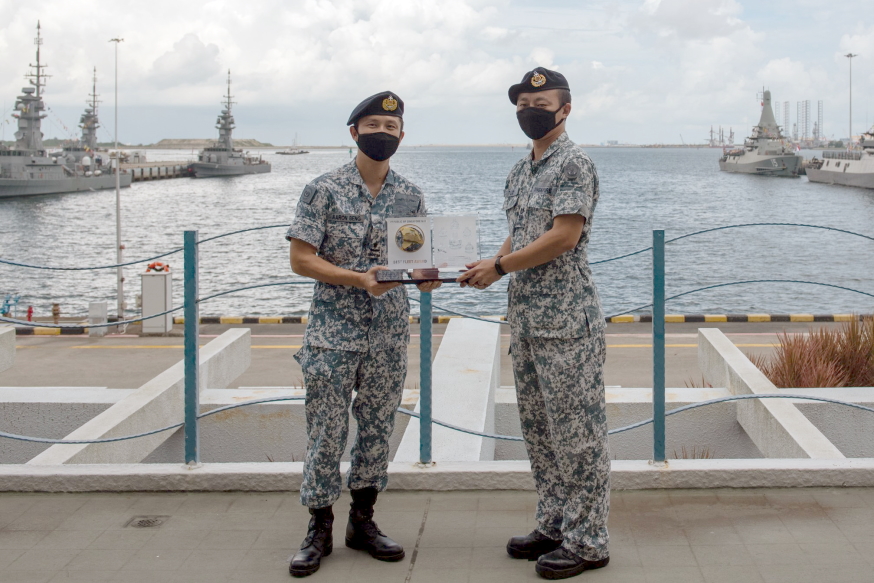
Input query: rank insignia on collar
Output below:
<box><xmin>531</xmin><ymin>72</ymin><xmax>546</xmax><ymax>87</ymax></box>
<box><xmin>382</xmin><ymin>96</ymin><xmax>398</xmax><ymax>111</ymax></box>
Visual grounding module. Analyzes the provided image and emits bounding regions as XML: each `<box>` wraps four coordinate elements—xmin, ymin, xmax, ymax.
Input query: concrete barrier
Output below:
<box><xmin>394</xmin><ymin>318</ymin><xmax>501</xmax><ymax>462</ymax></box>
<box><xmin>27</xmin><ymin>329</ymin><xmax>250</xmax><ymax>465</ymax></box>
<box><xmin>0</xmin><ymin>326</ymin><xmax>14</xmax><ymax>373</ymax></box>
<box><xmin>495</xmin><ymin>386</ymin><xmax>763</xmax><ymax>461</ymax></box>
<box><xmin>781</xmin><ymin>387</ymin><xmax>874</xmax><ymax>458</ymax></box>
<box><xmin>143</xmin><ymin>388</ymin><xmax>416</xmax><ymax>463</ymax></box>
<box><xmin>698</xmin><ymin>328</ymin><xmax>844</xmax><ymax>459</ymax></box>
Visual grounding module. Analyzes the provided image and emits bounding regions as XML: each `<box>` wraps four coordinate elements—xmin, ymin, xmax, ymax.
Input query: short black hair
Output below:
<box><xmin>557</xmin><ymin>89</ymin><xmax>572</xmax><ymax>106</ymax></box>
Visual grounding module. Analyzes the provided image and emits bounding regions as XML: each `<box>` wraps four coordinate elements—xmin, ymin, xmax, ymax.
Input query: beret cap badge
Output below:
<box><xmin>530</xmin><ymin>73</ymin><xmax>547</xmax><ymax>88</ymax></box>
<box><xmin>382</xmin><ymin>96</ymin><xmax>399</xmax><ymax>111</ymax></box>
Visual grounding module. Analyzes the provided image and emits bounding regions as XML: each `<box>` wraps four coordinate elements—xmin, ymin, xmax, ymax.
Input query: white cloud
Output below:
<box><xmin>148</xmin><ymin>34</ymin><xmax>221</xmax><ymax>88</ymax></box>
<box><xmin>634</xmin><ymin>0</ymin><xmax>745</xmax><ymax>40</ymax></box>
<box><xmin>1</xmin><ymin>0</ymin><xmax>871</xmax><ymax>145</ymax></box>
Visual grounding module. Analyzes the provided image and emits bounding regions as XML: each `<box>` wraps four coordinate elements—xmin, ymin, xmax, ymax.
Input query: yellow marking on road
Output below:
<box><xmin>69</xmin><ymin>345</ymin><xmax>184</xmax><ymax>349</ymax></box>
<box><xmin>252</xmin><ymin>345</ymin><xmax>302</xmax><ymax>349</ymax></box>
<box><xmin>747</xmin><ymin>314</ymin><xmax>771</xmax><ymax>322</ymax></box>
<box><xmin>704</xmin><ymin>315</ymin><xmax>728</xmax><ymax>322</ymax></box>
<box><xmin>790</xmin><ymin>314</ymin><xmax>814</xmax><ymax>322</ymax></box>
<box><xmin>67</xmin><ymin>345</ymin><xmax>303</xmax><ymax>350</ymax></box>
<box><xmin>220</xmin><ymin>316</ymin><xmax>244</xmax><ymax>324</ymax></box>
<box><xmin>606</xmin><ymin>343</ymin><xmax>777</xmax><ymax>348</ymax></box>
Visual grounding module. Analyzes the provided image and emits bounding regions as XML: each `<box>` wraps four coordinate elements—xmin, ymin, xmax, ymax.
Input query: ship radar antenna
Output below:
<box><xmin>89</xmin><ymin>67</ymin><xmax>101</xmax><ymax>114</ymax></box>
<box><xmin>26</xmin><ymin>21</ymin><xmax>51</xmax><ymax>98</ymax></box>
<box><xmin>224</xmin><ymin>69</ymin><xmax>236</xmax><ymax>112</ymax></box>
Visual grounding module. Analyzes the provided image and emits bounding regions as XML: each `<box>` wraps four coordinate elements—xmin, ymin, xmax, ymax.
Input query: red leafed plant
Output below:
<box><xmin>748</xmin><ymin>316</ymin><xmax>874</xmax><ymax>388</ymax></box>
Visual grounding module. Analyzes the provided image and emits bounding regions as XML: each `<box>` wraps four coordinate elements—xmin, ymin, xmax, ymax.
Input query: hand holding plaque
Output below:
<box><xmin>378</xmin><ymin>216</ymin><xmax>480</xmax><ymax>283</ymax></box>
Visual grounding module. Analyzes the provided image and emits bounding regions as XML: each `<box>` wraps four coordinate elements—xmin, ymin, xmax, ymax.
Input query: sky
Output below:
<box><xmin>1</xmin><ymin>0</ymin><xmax>873</xmax><ymax>146</ymax></box>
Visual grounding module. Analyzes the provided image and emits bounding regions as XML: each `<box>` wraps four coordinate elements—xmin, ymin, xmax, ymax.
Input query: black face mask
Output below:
<box><xmin>516</xmin><ymin>106</ymin><xmax>565</xmax><ymax>140</ymax></box>
<box><xmin>356</xmin><ymin>131</ymin><xmax>400</xmax><ymax>161</ymax></box>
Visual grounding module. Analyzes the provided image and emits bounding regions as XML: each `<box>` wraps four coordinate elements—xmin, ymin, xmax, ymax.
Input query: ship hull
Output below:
<box><xmin>718</xmin><ymin>154</ymin><xmax>801</xmax><ymax>177</ymax></box>
<box><xmin>190</xmin><ymin>162</ymin><xmax>271</xmax><ymax>178</ymax></box>
<box><xmin>807</xmin><ymin>168</ymin><xmax>874</xmax><ymax>189</ymax></box>
<box><xmin>0</xmin><ymin>172</ymin><xmax>133</xmax><ymax>199</ymax></box>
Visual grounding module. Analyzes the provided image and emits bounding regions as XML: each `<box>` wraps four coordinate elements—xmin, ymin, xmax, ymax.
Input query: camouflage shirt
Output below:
<box><xmin>286</xmin><ymin>160</ymin><xmax>427</xmax><ymax>352</ymax></box>
<box><xmin>504</xmin><ymin>132</ymin><xmax>604</xmax><ymax>338</ymax></box>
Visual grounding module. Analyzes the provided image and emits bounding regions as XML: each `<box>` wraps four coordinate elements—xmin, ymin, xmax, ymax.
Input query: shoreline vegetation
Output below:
<box><xmin>1</xmin><ymin>139</ymin><xmax>845</xmax><ymax>150</ymax></box>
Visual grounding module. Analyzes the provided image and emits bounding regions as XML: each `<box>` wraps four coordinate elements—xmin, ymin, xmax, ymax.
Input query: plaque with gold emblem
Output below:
<box><xmin>378</xmin><ymin>216</ymin><xmax>480</xmax><ymax>283</ymax></box>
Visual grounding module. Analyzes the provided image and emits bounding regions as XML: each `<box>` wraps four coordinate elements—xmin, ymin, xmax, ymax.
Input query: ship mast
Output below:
<box><xmin>90</xmin><ymin>67</ymin><xmax>100</xmax><ymax>114</ymax></box>
<box><xmin>79</xmin><ymin>67</ymin><xmax>101</xmax><ymax>151</ymax></box>
<box><xmin>12</xmin><ymin>22</ymin><xmax>50</xmax><ymax>152</ymax></box>
<box><xmin>215</xmin><ymin>70</ymin><xmax>236</xmax><ymax>150</ymax></box>
<box><xmin>26</xmin><ymin>22</ymin><xmax>48</xmax><ymax>99</ymax></box>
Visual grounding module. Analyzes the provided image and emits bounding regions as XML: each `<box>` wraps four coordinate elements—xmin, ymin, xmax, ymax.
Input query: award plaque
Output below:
<box><xmin>378</xmin><ymin>216</ymin><xmax>480</xmax><ymax>283</ymax></box>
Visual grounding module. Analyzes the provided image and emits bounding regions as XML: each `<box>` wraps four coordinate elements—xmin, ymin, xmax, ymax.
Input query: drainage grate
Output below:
<box><xmin>124</xmin><ymin>515</ymin><xmax>170</xmax><ymax>528</ymax></box>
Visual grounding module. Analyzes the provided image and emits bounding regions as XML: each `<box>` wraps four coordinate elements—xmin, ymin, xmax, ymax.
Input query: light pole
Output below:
<box><xmin>110</xmin><ymin>37</ymin><xmax>124</xmax><ymax>324</ymax></box>
<box><xmin>844</xmin><ymin>52</ymin><xmax>858</xmax><ymax>148</ymax></box>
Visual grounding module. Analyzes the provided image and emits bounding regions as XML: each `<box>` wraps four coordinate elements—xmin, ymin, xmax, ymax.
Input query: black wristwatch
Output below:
<box><xmin>494</xmin><ymin>255</ymin><xmax>507</xmax><ymax>277</ymax></box>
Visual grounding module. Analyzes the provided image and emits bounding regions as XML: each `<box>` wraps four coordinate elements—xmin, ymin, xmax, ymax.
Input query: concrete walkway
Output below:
<box><xmin>1</xmin><ymin>487</ymin><xmax>872</xmax><ymax>582</ymax></box>
<box><xmin>1</xmin><ymin>321</ymin><xmax>846</xmax><ymax>390</ymax></box>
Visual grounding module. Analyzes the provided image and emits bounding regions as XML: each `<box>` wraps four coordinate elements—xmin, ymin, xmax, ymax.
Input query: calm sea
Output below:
<box><xmin>1</xmin><ymin>146</ymin><xmax>873</xmax><ymax>319</ymax></box>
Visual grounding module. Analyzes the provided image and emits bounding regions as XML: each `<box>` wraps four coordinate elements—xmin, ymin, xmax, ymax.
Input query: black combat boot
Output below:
<box><xmin>506</xmin><ymin>530</ymin><xmax>563</xmax><ymax>560</ymax></box>
<box><xmin>345</xmin><ymin>487</ymin><xmax>405</xmax><ymax>561</ymax></box>
<box><xmin>289</xmin><ymin>506</ymin><xmax>333</xmax><ymax>578</ymax></box>
<box><xmin>535</xmin><ymin>548</ymin><xmax>609</xmax><ymax>580</ymax></box>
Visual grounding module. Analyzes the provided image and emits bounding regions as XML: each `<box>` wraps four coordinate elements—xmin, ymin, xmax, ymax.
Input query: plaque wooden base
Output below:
<box><xmin>376</xmin><ymin>268</ymin><xmax>464</xmax><ymax>284</ymax></box>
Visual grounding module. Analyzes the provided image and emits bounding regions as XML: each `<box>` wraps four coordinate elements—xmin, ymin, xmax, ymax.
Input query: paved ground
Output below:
<box><xmin>0</xmin><ymin>321</ymin><xmax>847</xmax><ymax>390</ymax></box>
<box><xmin>0</xmin><ymin>487</ymin><xmax>873</xmax><ymax>582</ymax></box>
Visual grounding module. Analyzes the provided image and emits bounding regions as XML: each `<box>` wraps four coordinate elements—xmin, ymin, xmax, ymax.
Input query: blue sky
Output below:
<box><xmin>1</xmin><ymin>0</ymin><xmax>872</xmax><ymax>146</ymax></box>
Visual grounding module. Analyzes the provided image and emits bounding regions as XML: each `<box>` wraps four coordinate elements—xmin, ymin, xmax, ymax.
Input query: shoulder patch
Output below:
<box><xmin>562</xmin><ymin>161</ymin><xmax>582</xmax><ymax>180</ymax></box>
<box><xmin>300</xmin><ymin>184</ymin><xmax>317</xmax><ymax>205</ymax></box>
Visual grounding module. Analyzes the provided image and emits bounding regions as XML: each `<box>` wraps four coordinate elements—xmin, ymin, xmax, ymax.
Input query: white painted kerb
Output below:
<box><xmin>698</xmin><ymin>328</ymin><xmax>844</xmax><ymax>459</ymax></box>
<box><xmin>2</xmin><ymin>459</ymin><xmax>874</xmax><ymax>492</ymax></box>
<box><xmin>27</xmin><ymin>328</ymin><xmax>250</xmax><ymax>465</ymax></box>
<box><xmin>394</xmin><ymin>318</ymin><xmax>501</xmax><ymax>462</ymax></box>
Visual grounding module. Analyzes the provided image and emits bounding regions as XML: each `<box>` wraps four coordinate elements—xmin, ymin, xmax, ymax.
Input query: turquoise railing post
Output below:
<box><xmin>419</xmin><ymin>291</ymin><xmax>433</xmax><ymax>464</ymax></box>
<box><xmin>652</xmin><ymin>229</ymin><xmax>666</xmax><ymax>462</ymax></box>
<box><xmin>183</xmin><ymin>230</ymin><xmax>200</xmax><ymax>465</ymax></box>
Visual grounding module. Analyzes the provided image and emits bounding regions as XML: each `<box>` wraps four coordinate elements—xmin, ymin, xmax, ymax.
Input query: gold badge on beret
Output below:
<box><xmin>531</xmin><ymin>72</ymin><xmax>546</xmax><ymax>88</ymax></box>
<box><xmin>382</xmin><ymin>96</ymin><xmax>398</xmax><ymax>111</ymax></box>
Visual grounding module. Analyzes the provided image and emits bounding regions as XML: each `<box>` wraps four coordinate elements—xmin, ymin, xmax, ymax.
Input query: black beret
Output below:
<box><xmin>508</xmin><ymin>68</ymin><xmax>570</xmax><ymax>104</ymax></box>
<box><xmin>347</xmin><ymin>91</ymin><xmax>404</xmax><ymax>126</ymax></box>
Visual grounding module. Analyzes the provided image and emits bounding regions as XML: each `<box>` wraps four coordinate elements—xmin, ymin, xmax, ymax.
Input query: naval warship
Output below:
<box><xmin>190</xmin><ymin>71</ymin><xmax>271</xmax><ymax>178</ymax></box>
<box><xmin>806</xmin><ymin>126</ymin><xmax>874</xmax><ymax>190</ymax></box>
<box><xmin>0</xmin><ymin>23</ymin><xmax>132</xmax><ymax>199</ymax></box>
<box><xmin>718</xmin><ymin>90</ymin><xmax>802</xmax><ymax>177</ymax></box>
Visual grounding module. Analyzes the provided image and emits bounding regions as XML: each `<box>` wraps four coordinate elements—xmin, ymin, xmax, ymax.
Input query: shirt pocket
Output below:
<box><xmin>525</xmin><ymin>190</ymin><xmax>554</xmax><ymax>242</ymax></box>
<box><xmin>322</xmin><ymin>220</ymin><xmax>367</xmax><ymax>265</ymax></box>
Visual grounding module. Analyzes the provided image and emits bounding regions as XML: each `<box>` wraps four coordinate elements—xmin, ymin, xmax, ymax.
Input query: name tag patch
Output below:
<box><xmin>328</xmin><ymin>214</ymin><xmax>365</xmax><ymax>223</ymax></box>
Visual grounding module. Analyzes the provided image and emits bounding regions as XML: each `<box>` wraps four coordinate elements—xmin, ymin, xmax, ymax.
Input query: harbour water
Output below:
<box><xmin>1</xmin><ymin>146</ymin><xmax>872</xmax><ymax>319</ymax></box>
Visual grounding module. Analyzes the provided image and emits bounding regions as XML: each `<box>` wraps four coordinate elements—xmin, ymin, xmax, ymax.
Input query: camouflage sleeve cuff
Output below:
<box><xmin>285</xmin><ymin>220</ymin><xmax>324</xmax><ymax>248</ymax></box>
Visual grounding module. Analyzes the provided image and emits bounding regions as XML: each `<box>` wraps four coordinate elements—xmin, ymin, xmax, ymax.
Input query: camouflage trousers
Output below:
<box><xmin>295</xmin><ymin>345</ymin><xmax>407</xmax><ymax>509</ymax></box>
<box><xmin>511</xmin><ymin>332</ymin><xmax>610</xmax><ymax>561</ymax></box>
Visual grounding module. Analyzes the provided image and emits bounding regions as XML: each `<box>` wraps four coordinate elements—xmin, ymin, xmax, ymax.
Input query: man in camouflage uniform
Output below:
<box><xmin>286</xmin><ymin>91</ymin><xmax>440</xmax><ymax>578</ymax></box>
<box><xmin>459</xmin><ymin>68</ymin><xmax>609</xmax><ymax>580</ymax></box>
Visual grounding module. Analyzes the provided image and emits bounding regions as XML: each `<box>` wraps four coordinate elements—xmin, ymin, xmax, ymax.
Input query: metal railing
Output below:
<box><xmin>1</xmin><ymin>223</ymin><xmax>873</xmax><ymax>465</ymax></box>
